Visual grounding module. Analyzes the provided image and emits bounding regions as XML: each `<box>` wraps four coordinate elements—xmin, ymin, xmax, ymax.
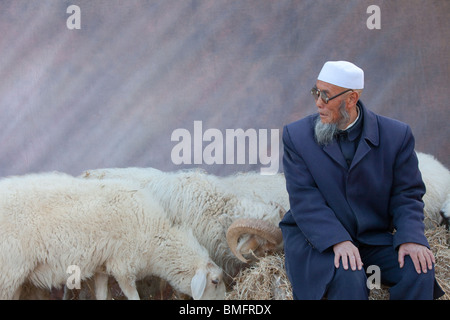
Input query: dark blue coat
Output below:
<box><xmin>280</xmin><ymin>101</ymin><xmax>429</xmax><ymax>299</ymax></box>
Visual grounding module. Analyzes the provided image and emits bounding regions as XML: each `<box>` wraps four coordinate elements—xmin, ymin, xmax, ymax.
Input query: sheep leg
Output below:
<box><xmin>115</xmin><ymin>275</ymin><xmax>140</xmax><ymax>300</ymax></box>
<box><xmin>94</xmin><ymin>273</ymin><xmax>110</xmax><ymax>300</ymax></box>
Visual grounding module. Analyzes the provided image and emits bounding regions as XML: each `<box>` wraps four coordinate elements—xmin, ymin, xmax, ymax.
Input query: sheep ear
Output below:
<box><xmin>191</xmin><ymin>269</ymin><xmax>207</xmax><ymax>300</ymax></box>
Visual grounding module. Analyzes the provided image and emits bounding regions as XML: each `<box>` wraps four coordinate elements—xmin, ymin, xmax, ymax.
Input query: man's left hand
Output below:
<box><xmin>398</xmin><ymin>242</ymin><xmax>435</xmax><ymax>274</ymax></box>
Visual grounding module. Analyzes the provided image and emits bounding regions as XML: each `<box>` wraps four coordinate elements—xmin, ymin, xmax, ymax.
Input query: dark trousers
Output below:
<box><xmin>324</xmin><ymin>244</ymin><xmax>444</xmax><ymax>300</ymax></box>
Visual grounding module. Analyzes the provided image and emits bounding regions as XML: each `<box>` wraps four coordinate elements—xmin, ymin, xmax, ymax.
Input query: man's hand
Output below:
<box><xmin>333</xmin><ymin>240</ymin><xmax>363</xmax><ymax>271</ymax></box>
<box><xmin>398</xmin><ymin>242</ymin><xmax>435</xmax><ymax>274</ymax></box>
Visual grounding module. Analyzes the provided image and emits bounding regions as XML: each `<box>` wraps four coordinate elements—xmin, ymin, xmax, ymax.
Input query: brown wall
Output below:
<box><xmin>0</xmin><ymin>0</ymin><xmax>448</xmax><ymax>176</ymax></box>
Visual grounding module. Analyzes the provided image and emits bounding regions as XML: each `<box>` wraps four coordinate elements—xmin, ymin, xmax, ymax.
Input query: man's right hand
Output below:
<box><xmin>333</xmin><ymin>240</ymin><xmax>363</xmax><ymax>271</ymax></box>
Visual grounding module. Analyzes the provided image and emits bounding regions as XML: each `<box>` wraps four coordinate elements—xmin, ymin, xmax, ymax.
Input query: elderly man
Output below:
<box><xmin>280</xmin><ymin>61</ymin><xmax>444</xmax><ymax>300</ymax></box>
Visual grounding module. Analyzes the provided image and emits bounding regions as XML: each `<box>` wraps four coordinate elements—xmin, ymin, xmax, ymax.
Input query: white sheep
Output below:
<box><xmin>81</xmin><ymin>167</ymin><xmax>284</xmax><ymax>282</ymax></box>
<box><xmin>416</xmin><ymin>152</ymin><xmax>450</xmax><ymax>228</ymax></box>
<box><xmin>215</xmin><ymin>171</ymin><xmax>289</xmax><ymax>213</ymax></box>
<box><xmin>0</xmin><ymin>172</ymin><xmax>225</xmax><ymax>300</ymax></box>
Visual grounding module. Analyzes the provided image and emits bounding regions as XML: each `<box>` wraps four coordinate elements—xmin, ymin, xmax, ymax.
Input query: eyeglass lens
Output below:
<box><xmin>311</xmin><ymin>87</ymin><xmax>328</xmax><ymax>103</ymax></box>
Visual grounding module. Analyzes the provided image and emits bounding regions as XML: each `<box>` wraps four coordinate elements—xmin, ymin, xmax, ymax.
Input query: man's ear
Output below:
<box><xmin>348</xmin><ymin>91</ymin><xmax>360</xmax><ymax>105</ymax></box>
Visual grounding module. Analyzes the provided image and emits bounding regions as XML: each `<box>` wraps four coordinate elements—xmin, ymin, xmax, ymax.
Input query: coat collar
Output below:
<box><xmin>359</xmin><ymin>100</ymin><xmax>379</xmax><ymax>147</ymax></box>
<box><xmin>322</xmin><ymin>100</ymin><xmax>379</xmax><ymax>170</ymax></box>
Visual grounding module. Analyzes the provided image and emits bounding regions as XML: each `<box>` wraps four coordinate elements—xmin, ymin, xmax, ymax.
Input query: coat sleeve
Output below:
<box><xmin>282</xmin><ymin>125</ymin><xmax>353</xmax><ymax>253</ymax></box>
<box><xmin>389</xmin><ymin>125</ymin><xmax>429</xmax><ymax>249</ymax></box>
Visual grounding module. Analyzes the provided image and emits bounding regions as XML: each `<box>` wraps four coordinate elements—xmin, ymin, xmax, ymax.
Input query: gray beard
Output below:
<box><xmin>314</xmin><ymin>101</ymin><xmax>350</xmax><ymax>146</ymax></box>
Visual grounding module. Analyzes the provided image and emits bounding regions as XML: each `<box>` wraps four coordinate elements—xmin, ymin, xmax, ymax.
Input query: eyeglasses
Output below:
<box><xmin>311</xmin><ymin>86</ymin><xmax>353</xmax><ymax>104</ymax></box>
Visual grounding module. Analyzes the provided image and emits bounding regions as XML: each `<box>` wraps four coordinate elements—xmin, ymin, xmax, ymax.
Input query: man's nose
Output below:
<box><xmin>315</xmin><ymin>97</ymin><xmax>325</xmax><ymax>109</ymax></box>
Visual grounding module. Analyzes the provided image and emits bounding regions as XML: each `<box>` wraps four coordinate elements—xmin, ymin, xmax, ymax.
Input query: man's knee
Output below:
<box><xmin>389</xmin><ymin>256</ymin><xmax>437</xmax><ymax>300</ymax></box>
<box><xmin>399</xmin><ymin>256</ymin><xmax>436</xmax><ymax>283</ymax></box>
<box><xmin>326</xmin><ymin>267</ymin><xmax>369</xmax><ymax>300</ymax></box>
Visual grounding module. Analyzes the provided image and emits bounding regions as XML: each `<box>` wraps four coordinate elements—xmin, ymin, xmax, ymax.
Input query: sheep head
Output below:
<box><xmin>226</xmin><ymin>218</ymin><xmax>283</xmax><ymax>263</ymax></box>
<box><xmin>191</xmin><ymin>262</ymin><xmax>226</xmax><ymax>300</ymax></box>
<box><xmin>440</xmin><ymin>198</ymin><xmax>450</xmax><ymax>230</ymax></box>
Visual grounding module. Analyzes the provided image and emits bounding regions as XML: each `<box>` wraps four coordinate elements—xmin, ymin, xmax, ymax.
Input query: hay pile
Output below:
<box><xmin>226</xmin><ymin>226</ymin><xmax>450</xmax><ymax>300</ymax></box>
<box><xmin>426</xmin><ymin>226</ymin><xmax>450</xmax><ymax>299</ymax></box>
<box><xmin>226</xmin><ymin>253</ymin><xmax>292</xmax><ymax>300</ymax></box>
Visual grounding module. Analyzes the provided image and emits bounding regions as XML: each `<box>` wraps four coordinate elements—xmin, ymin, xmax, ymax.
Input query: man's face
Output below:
<box><xmin>315</xmin><ymin>80</ymin><xmax>349</xmax><ymax>126</ymax></box>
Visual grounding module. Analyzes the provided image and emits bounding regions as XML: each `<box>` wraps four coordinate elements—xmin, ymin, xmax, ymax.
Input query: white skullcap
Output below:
<box><xmin>317</xmin><ymin>61</ymin><xmax>364</xmax><ymax>89</ymax></box>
